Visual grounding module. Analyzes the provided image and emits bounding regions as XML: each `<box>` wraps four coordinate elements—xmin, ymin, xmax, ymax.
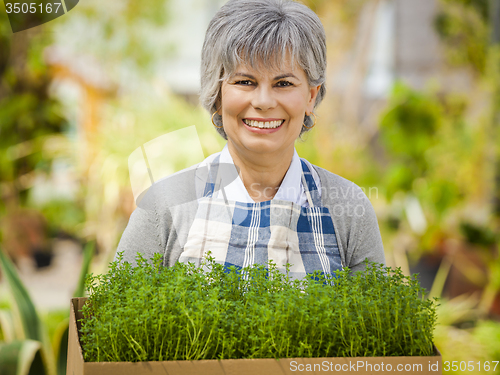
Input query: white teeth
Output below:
<box><xmin>243</xmin><ymin>119</ymin><xmax>284</xmax><ymax>129</ymax></box>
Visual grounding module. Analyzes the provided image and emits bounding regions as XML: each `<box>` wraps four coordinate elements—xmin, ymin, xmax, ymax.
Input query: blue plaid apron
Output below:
<box><xmin>179</xmin><ymin>156</ymin><xmax>342</xmax><ymax>280</ymax></box>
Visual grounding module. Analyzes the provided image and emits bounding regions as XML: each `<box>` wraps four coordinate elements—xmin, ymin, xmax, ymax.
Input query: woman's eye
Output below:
<box><xmin>276</xmin><ymin>80</ymin><xmax>293</xmax><ymax>87</ymax></box>
<box><xmin>235</xmin><ymin>80</ymin><xmax>253</xmax><ymax>85</ymax></box>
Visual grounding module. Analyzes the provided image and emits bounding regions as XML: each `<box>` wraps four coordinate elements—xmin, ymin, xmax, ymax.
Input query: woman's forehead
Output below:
<box><xmin>226</xmin><ymin>56</ymin><xmax>305</xmax><ymax>78</ymax></box>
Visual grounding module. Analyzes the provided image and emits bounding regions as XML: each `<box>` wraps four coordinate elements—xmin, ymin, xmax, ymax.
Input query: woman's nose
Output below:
<box><xmin>251</xmin><ymin>86</ymin><xmax>277</xmax><ymax>111</ymax></box>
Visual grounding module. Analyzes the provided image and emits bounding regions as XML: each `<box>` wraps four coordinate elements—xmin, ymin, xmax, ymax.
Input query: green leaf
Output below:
<box><xmin>52</xmin><ymin>320</ymin><xmax>68</xmax><ymax>375</ymax></box>
<box><xmin>0</xmin><ymin>248</ymin><xmax>42</xmax><ymax>342</ymax></box>
<box><xmin>0</xmin><ymin>310</ymin><xmax>17</xmax><ymax>342</ymax></box>
<box><xmin>0</xmin><ymin>248</ymin><xmax>56</xmax><ymax>375</ymax></box>
<box><xmin>0</xmin><ymin>340</ymin><xmax>49</xmax><ymax>375</ymax></box>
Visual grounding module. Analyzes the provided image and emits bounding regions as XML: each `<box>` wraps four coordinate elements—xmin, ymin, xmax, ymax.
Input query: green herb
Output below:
<box><xmin>80</xmin><ymin>252</ymin><xmax>438</xmax><ymax>362</ymax></box>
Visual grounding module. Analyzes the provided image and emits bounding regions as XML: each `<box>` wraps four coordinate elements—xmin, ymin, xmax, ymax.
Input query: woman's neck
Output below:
<box><xmin>227</xmin><ymin>142</ymin><xmax>294</xmax><ymax>202</ymax></box>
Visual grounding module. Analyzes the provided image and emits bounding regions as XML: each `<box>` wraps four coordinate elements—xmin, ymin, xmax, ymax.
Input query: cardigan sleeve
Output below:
<box><xmin>115</xmin><ymin>183</ymin><xmax>170</xmax><ymax>266</ymax></box>
<box><xmin>313</xmin><ymin>165</ymin><xmax>386</xmax><ymax>273</ymax></box>
<box><xmin>344</xmin><ymin>191</ymin><xmax>386</xmax><ymax>273</ymax></box>
<box><xmin>115</xmin><ymin>166</ymin><xmax>201</xmax><ymax>267</ymax></box>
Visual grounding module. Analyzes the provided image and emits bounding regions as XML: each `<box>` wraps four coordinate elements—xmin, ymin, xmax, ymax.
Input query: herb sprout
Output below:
<box><xmin>80</xmin><ymin>252</ymin><xmax>438</xmax><ymax>362</ymax></box>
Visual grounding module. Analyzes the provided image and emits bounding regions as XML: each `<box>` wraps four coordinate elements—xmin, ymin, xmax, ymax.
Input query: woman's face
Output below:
<box><xmin>219</xmin><ymin>60</ymin><xmax>321</xmax><ymax>162</ymax></box>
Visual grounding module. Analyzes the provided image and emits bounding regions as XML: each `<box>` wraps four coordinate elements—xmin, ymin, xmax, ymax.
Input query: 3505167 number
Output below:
<box><xmin>5</xmin><ymin>2</ymin><xmax>62</xmax><ymax>14</ymax></box>
<box><xmin>443</xmin><ymin>361</ymin><xmax>499</xmax><ymax>372</ymax></box>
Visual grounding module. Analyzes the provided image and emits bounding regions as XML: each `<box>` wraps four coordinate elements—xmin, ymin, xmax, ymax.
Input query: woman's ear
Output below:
<box><xmin>307</xmin><ymin>84</ymin><xmax>321</xmax><ymax>113</ymax></box>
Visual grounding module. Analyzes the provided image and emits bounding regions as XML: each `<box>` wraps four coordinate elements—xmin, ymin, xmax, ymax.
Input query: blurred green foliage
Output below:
<box><xmin>34</xmin><ymin>200</ymin><xmax>85</xmax><ymax>238</ymax></box>
<box><xmin>379</xmin><ymin>83</ymin><xmax>443</xmax><ymax>199</ymax></box>
<box><xmin>0</xmin><ymin>240</ymin><xmax>94</xmax><ymax>375</ymax></box>
<box><xmin>0</xmin><ymin>12</ymin><xmax>75</xmax><ymax>257</ymax></box>
<box><xmin>460</xmin><ymin>222</ymin><xmax>497</xmax><ymax>247</ymax></box>
<box><xmin>378</xmin><ymin>83</ymin><xmax>481</xmax><ymax>229</ymax></box>
<box><xmin>0</xmin><ymin>24</ymin><xmax>66</xmax><ymax>205</ymax></box>
<box><xmin>435</xmin><ymin>0</ymin><xmax>490</xmax><ymax>72</ymax></box>
<box><xmin>434</xmin><ymin>296</ymin><xmax>500</xmax><ymax>374</ymax></box>
<box><xmin>58</xmin><ymin>0</ymin><xmax>174</xmax><ymax>80</ymax></box>
<box><xmin>0</xmin><ymin>247</ymin><xmax>54</xmax><ymax>374</ymax></box>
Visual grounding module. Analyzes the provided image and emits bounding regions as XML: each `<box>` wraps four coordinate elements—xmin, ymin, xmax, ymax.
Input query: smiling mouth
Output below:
<box><xmin>243</xmin><ymin>119</ymin><xmax>285</xmax><ymax>129</ymax></box>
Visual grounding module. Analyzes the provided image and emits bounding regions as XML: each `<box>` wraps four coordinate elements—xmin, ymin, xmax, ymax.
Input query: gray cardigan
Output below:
<box><xmin>116</xmin><ymin>162</ymin><xmax>386</xmax><ymax>273</ymax></box>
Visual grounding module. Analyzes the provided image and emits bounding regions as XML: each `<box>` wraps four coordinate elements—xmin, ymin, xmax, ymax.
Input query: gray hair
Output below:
<box><xmin>200</xmin><ymin>0</ymin><xmax>327</xmax><ymax>139</ymax></box>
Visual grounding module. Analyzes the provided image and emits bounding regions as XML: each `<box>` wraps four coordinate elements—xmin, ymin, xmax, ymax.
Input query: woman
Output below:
<box><xmin>117</xmin><ymin>0</ymin><xmax>385</xmax><ymax>278</ymax></box>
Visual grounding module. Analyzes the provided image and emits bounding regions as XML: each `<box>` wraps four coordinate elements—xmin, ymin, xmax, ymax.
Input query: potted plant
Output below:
<box><xmin>67</xmin><ymin>252</ymin><xmax>442</xmax><ymax>374</ymax></box>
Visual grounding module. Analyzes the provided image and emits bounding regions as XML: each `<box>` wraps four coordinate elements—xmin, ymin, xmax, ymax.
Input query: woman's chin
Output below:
<box><xmin>236</xmin><ymin>138</ymin><xmax>292</xmax><ymax>157</ymax></box>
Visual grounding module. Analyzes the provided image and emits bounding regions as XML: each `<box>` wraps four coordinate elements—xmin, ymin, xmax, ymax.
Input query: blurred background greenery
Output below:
<box><xmin>0</xmin><ymin>0</ymin><xmax>500</xmax><ymax>373</ymax></box>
